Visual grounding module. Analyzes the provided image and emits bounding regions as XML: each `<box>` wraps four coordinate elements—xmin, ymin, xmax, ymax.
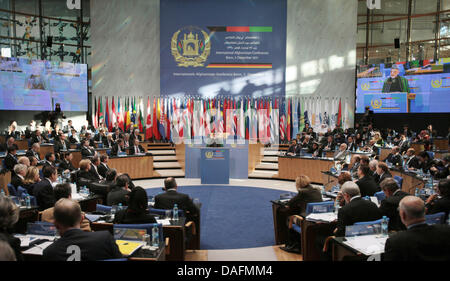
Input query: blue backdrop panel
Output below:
<box><xmin>185</xmin><ymin>144</ymin><xmax>249</xmax><ymax>179</ymax></box>
<box><xmin>185</xmin><ymin>144</ymin><xmax>201</xmax><ymax>178</ymax></box>
<box><xmin>201</xmin><ymin>148</ymin><xmax>230</xmax><ymax>184</ymax></box>
<box><xmin>160</xmin><ymin>0</ymin><xmax>287</xmax><ymax>98</ymax></box>
<box><xmin>224</xmin><ymin>143</ymin><xmax>249</xmax><ymax>179</ymax></box>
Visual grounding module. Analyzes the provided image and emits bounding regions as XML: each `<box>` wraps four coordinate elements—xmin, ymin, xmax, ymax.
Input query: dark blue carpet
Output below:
<box><xmin>146</xmin><ymin>185</ymin><xmax>286</xmax><ymax>250</ymax></box>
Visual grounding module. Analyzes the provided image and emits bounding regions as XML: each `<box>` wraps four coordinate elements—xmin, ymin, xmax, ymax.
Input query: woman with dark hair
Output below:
<box><xmin>425</xmin><ymin>179</ymin><xmax>450</xmax><ymax>221</ymax></box>
<box><xmin>113</xmin><ymin>186</ymin><xmax>156</xmax><ymax>224</ymax></box>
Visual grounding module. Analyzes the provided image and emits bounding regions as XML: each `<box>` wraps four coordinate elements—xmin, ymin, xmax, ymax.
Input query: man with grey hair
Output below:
<box><xmin>26</xmin><ymin>142</ymin><xmax>41</xmax><ymax>161</ymax></box>
<box><xmin>384</xmin><ymin>146</ymin><xmax>402</xmax><ymax>167</ymax></box>
<box><xmin>11</xmin><ymin>164</ymin><xmax>27</xmax><ymax>189</ymax></box>
<box><xmin>369</xmin><ymin>159</ymin><xmax>379</xmax><ymax>181</ymax></box>
<box><xmin>333</xmin><ymin>143</ymin><xmax>349</xmax><ymax>161</ymax></box>
<box><xmin>17</xmin><ymin>156</ymin><xmax>30</xmax><ymax>167</ymax></box>
<box><xmin>379</xmin><ymin>178</ymin><xmax>409</xmax><ymax>231</ymax></box>
<box><xmin>43</xmin><ymin>198</ymin><xmax>122</xmax><ymax>261</ymax></box>
<box><xmin>384</xmin><ymin>196</ymin><xmax>450</xmax><ymax>261</ymax></box>
<box><xmin>335</xmin><ymin>181</ymin><xmax>382</xmax><ymax>236</ymax></box>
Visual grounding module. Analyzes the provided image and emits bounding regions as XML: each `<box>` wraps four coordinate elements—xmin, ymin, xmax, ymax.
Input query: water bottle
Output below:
<box><xmin>334</xmin><ymin>200</ymin><xmax>340</xmax><ymax>215</ymax></box>
<box><xmin>415</xmin><ymin>188</ymin><xmax>420</xmax><ymax>197</ymax></box>
<box><xmin>25</xmin><ymin>195</ymin><xmax>31</xmax><ymax>208</ymax></box>
<box><xmin>118</xmin><ymin>203</ymin><xmax>123</xmax><ymax>211</ymax></box>
<box><xmin>151</xmin><ymin>225</ymin><xmax>159</xmax><ymax>247</ymax></box>
<box><xmin>173</xmin><ymin>204</ymin><xmax>179</xmax><ymax>221</ymax></box>
<box><xmin>0</xmin><ymin>189</ymin><xmax>5</xmax><ymax>197</ymax></box>
<box><xmin>381</xmin><ymin>216</ymin><xmax>388</xmax><ymax>236</ymax></box>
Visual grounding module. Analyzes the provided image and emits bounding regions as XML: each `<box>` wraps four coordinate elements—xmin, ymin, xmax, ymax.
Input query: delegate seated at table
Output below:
<box><xmin>384</xmin><ymin>196</ymin><xmax>450</xmax><ymax>261</ymax></box>
<box><xmin>43</xmin><ymin>199</ymin><xmax>122</xmax><ymax>261</ymax></box>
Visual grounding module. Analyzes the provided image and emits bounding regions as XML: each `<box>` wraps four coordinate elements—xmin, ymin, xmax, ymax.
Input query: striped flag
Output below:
<box><xmin>145</xmin><ymin>97</ymin><xmax>152</xmax><ymax>140</ymax></box>
<box><xmin>112</xmin><ymin>97</ymin><xmax>117</xmax><ymax>129</ymax></box>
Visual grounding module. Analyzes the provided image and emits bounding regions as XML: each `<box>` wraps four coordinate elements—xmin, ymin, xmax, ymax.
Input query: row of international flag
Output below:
<box><xmin>92</xmin><ymin>96</ymin><xmax>344</xmax><ymax>143</ymax></box>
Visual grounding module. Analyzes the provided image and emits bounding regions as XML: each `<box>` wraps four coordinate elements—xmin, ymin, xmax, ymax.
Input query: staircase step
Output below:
<box><xmin>153</xmin><ymin>162</ymin><xmax>181</xmax><ymax>169</ymax></box>
<box><xmin>153</xmin><ymin>155</ymin><xmax>178</xmax><ymax>161</ymax></box>
<box><xmin>262</xmin><ymin>156</ymin><xmax>278</xmax><ymax>163</ymax></box>
<box><xmin>148</xmin><ymin>150</ymin><xmax>176</xmax><ymax>155</ymax></box>
<box><xmin>248</xmin><ymin>170</ymin><xmax>278</xmax><ymax>179</ymax></box>
<box><xmin>154</xmin><ymin>169</ymin><xmax>185</xmax><ymax>178</ymax></box>
<box><xmin>255</xmin><ymin>163</ymin><xmax>278</xmax><ymax>170</ymax></box>
<box><xmin>263</xmin><ymin>151</ymin><xmax>280</xmax><ymax>156</ymax></box>
<box><xmin>147</xmin><ymin>146</ymin><xmax>173</xmax><ymax>150</ymax></box>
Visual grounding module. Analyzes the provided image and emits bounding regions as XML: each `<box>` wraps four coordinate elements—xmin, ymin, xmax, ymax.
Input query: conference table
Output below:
<box><xmin>68</xmin><ymin>148</ymin><xmax>154</xmax><ymax>180</ymax></box>
<box><xmin>277</xmin><ymin>156</ymin><xmax>335</xmax><ymax>184</ymax></box>
<box><xmin>331</xmin><ymin>236</ymin><xmax>380</xmax><ymax>261</ymax></box>
<box><xmin>271</xmin><ymin>199</ymin><xmax>337</xmax><ymax>261</ymax></box>
<box><xmin>90</xmin><ymin>216</ymin><xmax>192</xmax><ymax>261</ymax></box>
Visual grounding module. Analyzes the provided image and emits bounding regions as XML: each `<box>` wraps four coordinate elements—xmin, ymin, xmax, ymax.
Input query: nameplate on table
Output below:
<box><xmin>156</xmin><ymin>219</ymin><xmax>171</xmax><ymax>226</ymax></box>
<box><xmin>306</xmin><ymin>212</ymin><xmax>337</xmax><ymax>223</ymax></box>
<box><xmin>343</xmin><ymin>234</ymin><xmax>387</xmax><ymax>256</ymax></box>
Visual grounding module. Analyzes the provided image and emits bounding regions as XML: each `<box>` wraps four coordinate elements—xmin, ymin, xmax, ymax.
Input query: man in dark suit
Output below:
<box><xmin>63</xmin><ymin>120</ymin><xmax>74</xmax><ymax>134</ymax></box>
<box><xmin>58</xmin><ymin>152</ymin><xmax>76</xmax><ymax>174</ymax></box>
<box><xmin>43</xmin><ymin>198</ymin><xmax>122</xmax><ymax>261</ymax></box>
<box><xmin>89</xmin><ymin>156</ymin><xmax>103</xmax><ymax>181</ymax></box>
<box><xmin>112</xmin><ymin>129</ymin><xmax>122</xmax><ymax>142</ymax></box>
<box><xmin>356</xmin><ymin>165</ymin><xmax>380</xmax><ymax>197</ymax></box>
<box><xmin>4</xmin><ymin>146</ymin><xmax>18</xmax><ymax>172</ymax></box>
<box><xmin>287</xmin><ymin>139</ymin><xmax>301</xmax><ymax>156</ymax></box>
<box><xmin>384</xmin><ymin>146</ymin><xmax>403</xmax><ymax>167</ymax></box>
<box><xmin>26</xmin><ymin>143</ymin><xmax>41</xmax><ymax>161</ymax></box>
<box><xmin>322</xmin><ymin>135</ymin><xmax>336</xmax><ymax>151</ymax></box>
<box><xmin>335</xmin><ymin>182</ymin><xmax>382</xmax><ymax>237</ymax></box>
<box><xmin>379</xmin><ymin>178</ymin><xmax>409</xmax><ymax>231</ymax></box>
<box><xmin>129</xmin><ymin>128</ymin><xmax>142</xmax><ymax>146</ymax></box>
<box><xmin>84</xmin><ymin>133</ymin><xmax>96</xmax><ymax>147</ymax></box>
<box><xmin>129</xmin><ymin>139</ymin><xmax>145</xmax><ymax>155</ymax></box>
<box><xmin>94</xmin><ymin>128</ymin><xmax>107</xmax><ymax>144</ymax></box>
<box><xmin>43</xmin><ymin>152</ymin><xmax>57</xmax><ymax>168</ymax></box>
<box><xmin>80</xmin><ymin>139</ymin><xmax>96</xmax><ymax>158</ymax></box>
<box><xmin>103</xmin><ymin>134</ymin><xmax>115</xmax><ymax>149</ymax></box>
<box><xmin>346</xmin><ymin>135</ymin><xmax>358</xmax><ymax>152</ymax></box>
<box><xmin>384</xmin><ymin>196</ymin><xmax>450</xmax><ymax>261</ymax></box>
<box><xmin>54</xmin><ymin>134</ymin><xmax>70</xmax><ymax>159</ymax></box>
<box><xmin>112</xmin><ymin>122</ymin><xmax>123</xmax><ymax>134</ymax></box>
<box><xmin>106</xmin><ymin>174</ymin><xmax>131</xmax><ymax>206</ymax></box>
<box><xmin>0</xmin><ymin>137</ymin><xmax>18</xmax><ymax>152</ymax></box>
<box><xmin>11</xmin><ymin>164</ymin><xmax>27</xmax><ymax>189</ymax></box>
<box><xmin>417</xmin><ymin>151</ymin><xmax>434</xmax><ymax>174</ymax></box>
<box><xmin>154</xmin><ymin>177</ymin><xmax>200</xmax><ymax>222</ymax></box>
<box><xmin>98</xmin><ymin>155</ymin><xmax>110</xmax><ymax>179</ymax></box>
<box><xmin>32</xmin><ymin>165</ymin><xmax>57</xmax><ymax>211</ymax></box>
<box><xmin>404</xmin><ymin>148</ymin><xmax>421</xmax><ymax>170</ymax></box>
<box><xmin>110</xmin><ymin>139</ymin><xmax>125</xmax><ymax>157</ymax></box>
<box><xmin>69</xmin><ymin>129</ymin><xmax>80</xmax><ymax>144</ymax></box>
<box><xmin>397</xmin><ymin>134</ymin><xmax>410</xmax><ymax>154</ymax></box>
<box><xmin>31</xmin><ymin>129</ymin><xmax>48</xmax><ymax>145</ymax></box>
<box><xmin>375</xmin><ymin>162</ymin><xmax>393</xmax><ymax>185</ymax></box>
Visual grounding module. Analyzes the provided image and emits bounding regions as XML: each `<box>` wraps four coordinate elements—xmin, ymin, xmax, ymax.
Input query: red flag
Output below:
<box><xmin>105</xmin><ymin>97</ymin><xmax>111</xmax><ymax>132</ymax></box>
<box><xmin>93</xmin><ymin>96</ymin><xmax>98</xmax><ymax>129</ymax></box>
<box><xmin>146</xmin><ymin>97</ymin><xmax>152</xmax><ymax>140</ymax></box>
<box><xmin>152</xmin><ymin>98</ymin><xmax>160</xmax><ymax>140</ymax></box>
<box><xmin>112</xmin><ymin>97</ymin><xmax>117</xmax><ymax>129</ymax></box>
<box><xmin>287</xmin><ymin>98</ymin><xmax>291</xmax><ymax>141</ymax></box>
<box><xmin>117</xmin><ymin>98</ymin><xmax>124</xmax><ymax>131</ymax></box>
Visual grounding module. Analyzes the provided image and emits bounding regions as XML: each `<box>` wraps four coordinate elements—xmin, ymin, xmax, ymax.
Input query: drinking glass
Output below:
<box><xmin>142</xmin><ymin>234</ymin><xmax>151</xmax><ymax>246</ymax></box>
<box><xmin>165</xmin><ymin>210</ymin><xmax>171</xmax><ymax>220</ymax></box>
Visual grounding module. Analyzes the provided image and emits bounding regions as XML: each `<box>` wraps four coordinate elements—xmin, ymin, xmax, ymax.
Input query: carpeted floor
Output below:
<box><xmin>146</xmin><ymin>185</ymin><xmax>287</xmax><ymax>250</ymax></box>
